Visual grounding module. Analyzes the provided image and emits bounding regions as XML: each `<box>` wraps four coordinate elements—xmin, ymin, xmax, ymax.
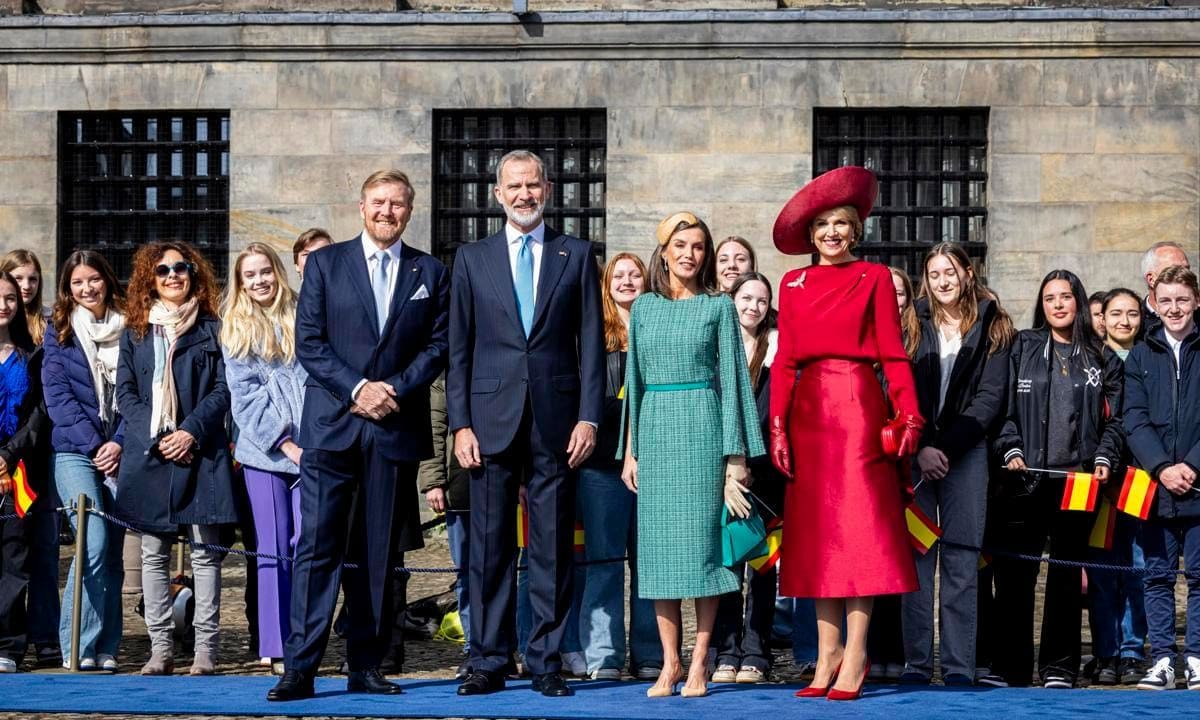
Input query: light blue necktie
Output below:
<box><xmin>515</xmin><ymin>235</ymin><xmax>535</xmax><ymax>337</ymax></box>
<box><xmin>372</xmin><ymin>250</ymin><xmax>390</xmax><ymax>333</ymax></box>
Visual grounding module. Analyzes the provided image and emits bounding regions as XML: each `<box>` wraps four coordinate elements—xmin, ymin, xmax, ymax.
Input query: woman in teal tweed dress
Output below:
<box><xmin>619</xmin><ymin>211</ymin><xmax>765</xmax><ymax>698</ymax></box>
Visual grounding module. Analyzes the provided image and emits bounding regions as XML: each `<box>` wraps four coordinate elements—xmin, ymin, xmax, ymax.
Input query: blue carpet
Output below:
<box><xmin>0</xmin><ymin>675</ymin><xmax>1188</xmax><ymax>718</ymax></box>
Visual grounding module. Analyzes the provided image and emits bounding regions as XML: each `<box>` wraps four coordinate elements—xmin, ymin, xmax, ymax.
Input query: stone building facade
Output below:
<box><xmin>2</xmin><ymin>2</ymin><xmax>1198</xmax><ymax>326</ymax></box>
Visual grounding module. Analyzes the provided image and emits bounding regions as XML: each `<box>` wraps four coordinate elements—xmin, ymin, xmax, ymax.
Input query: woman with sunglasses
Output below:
<box><xmin>115</xmin><ymin>242</ymin><xmax>235</xmax><ymax>676</ymax></box>
<box><xmin>42</xmin><ymin>251</ymin><xmax>127</xmax><ymax>672</ymax></box>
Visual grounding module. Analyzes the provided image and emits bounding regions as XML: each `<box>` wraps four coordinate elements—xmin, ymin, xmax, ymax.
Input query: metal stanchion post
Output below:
<box><xmin>68</xmin><ymin>493</ymin><xmax>90</xmax><ymax>673</ymax></box>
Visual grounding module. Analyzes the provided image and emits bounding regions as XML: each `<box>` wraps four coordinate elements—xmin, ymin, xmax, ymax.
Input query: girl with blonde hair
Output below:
<box><xmin>219</xmin><ymin>243</ymin><xmax>307</xmax><ymax>672</ymax></box>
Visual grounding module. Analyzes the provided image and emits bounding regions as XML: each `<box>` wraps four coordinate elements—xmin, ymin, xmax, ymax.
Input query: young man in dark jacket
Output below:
<box><xmin>1124</xmin><ymin>265</ymin><xmax>1200</xmax><ymax>691</ymax></box>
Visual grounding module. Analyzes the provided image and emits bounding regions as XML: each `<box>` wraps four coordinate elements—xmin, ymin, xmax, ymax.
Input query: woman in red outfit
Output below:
<box><xmin>769</xmin><ymin>167</ymin><xmax>924</xmax><ymax>700</ymax></box>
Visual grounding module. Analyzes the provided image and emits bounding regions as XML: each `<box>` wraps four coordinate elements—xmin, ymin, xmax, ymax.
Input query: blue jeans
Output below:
<box><xmin>774</xmin><ymin>596</ymin><xmax>818</xmax><ymax>664</ymax></box>
<box><xmin>54</xmin><ymin>452</ymin><xmax>124</xmax><ymax>659</ymax></box>
<box><xmin>447</xmin><ymin>510</ymin><xmax>470</xmax><ymax>651</ymax></box>
<box><xmin>1088</xmin><ymin>514</ymin><xmax>1145</xmax><ymax>659</ymax></box>
<box><xmin>1142</xmin><ymin>515</ymin><xmax>1200</xmax><ymax>661</ymax></box>
<box><xmin>577</xmin><ymin>467</ymin><xmax>660</xmax><ymax>673</ymax></box>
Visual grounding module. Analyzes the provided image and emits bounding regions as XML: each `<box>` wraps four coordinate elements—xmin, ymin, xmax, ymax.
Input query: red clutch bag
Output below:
<box><xmin>880</xmin><ymin>414</ymin><xmax>922</xmax><ymax>458</ymax></box>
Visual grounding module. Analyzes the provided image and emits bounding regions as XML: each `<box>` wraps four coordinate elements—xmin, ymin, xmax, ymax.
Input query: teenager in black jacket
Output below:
<box><xmin>992</xmin><ymin>270</ymin><xmax>1124</xmax><ymax>689</ymax></box>
<box><xmin>899</xmin><ymin>242</ymin><xmax>1015</xmax><ymax>686</ymax></box>
<box><xmin>1123</xmin><ymin>265</ymin><xmax>1200</xmax><ymax>691</ymax></box>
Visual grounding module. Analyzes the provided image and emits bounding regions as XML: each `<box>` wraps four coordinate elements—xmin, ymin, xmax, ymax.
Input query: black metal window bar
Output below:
<box><xmin>812</xmin><ymin>108</ymin><xmax>989</xmax><ymax>281</ymax></box>
<box><xmin>432</xmin><ymin>110</ymin><xmax>607</xmax><ymax>267</ymax></box>
<box><xmin>58</xmin><ymin>111</ymin><xmax>231</xmax><ymax>282</ymax></box>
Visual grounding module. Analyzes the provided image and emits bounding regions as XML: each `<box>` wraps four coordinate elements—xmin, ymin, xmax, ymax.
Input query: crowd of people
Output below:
<box><xmin>0</xmin><ymin>153</ymin><xmax>1198</xmax><ymax>704</ymax></box>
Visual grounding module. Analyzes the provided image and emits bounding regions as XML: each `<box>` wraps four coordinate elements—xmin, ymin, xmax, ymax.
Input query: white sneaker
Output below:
<box><xmin>590</xmin><ymin>667</ymin><xmax>621</xmax><ymax>680</ymax></box>
<box><xmin>561</xmin><ymin>651</ymin><xmax>588</xmax><ymax>678</ymax></box>
<box><xmin>1185</xmin><ymin>656</ymin><xmax>1200</xmax><ymax>690</ymax></box>
<box><xmin>61</xmin><ymin>657</ymin><xmax>97</xmax><ymax>671</ymax></box>
<box><xmin>711</xmin><ymin>664</ymin><xmax>738</xmax><ymax>683</ymax></box>
<box><xmin>1137</xmin><ymin>656</ymin><xmax>1176</xmax><ymax>690</ymax></box>
<box><xmin>98</xmin><ymin>655</ymin><xmax>118</xmax><ymax>672</ymax></box>
<box><xmin>0</xmin><ymin>657</ymin><xmax>16</xmax><ymax>673</ymax></box>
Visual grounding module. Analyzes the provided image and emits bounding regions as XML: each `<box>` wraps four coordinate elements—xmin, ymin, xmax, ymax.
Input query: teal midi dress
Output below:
<box><xmin>619</xmin><ymin>292</ymin><xmax>765</xmax><ymax>599</ymax></box>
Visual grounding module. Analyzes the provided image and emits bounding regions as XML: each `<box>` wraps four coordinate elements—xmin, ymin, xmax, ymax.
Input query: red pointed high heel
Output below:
<box><xmin>795</xmin><ymin>661</ymin><xmax>842</xmax><ymax>698</ymax></box>
<box><xmin>827</xmin><ymin>659</ymin><xmax>870</xmax><ymax>701</ymax></box>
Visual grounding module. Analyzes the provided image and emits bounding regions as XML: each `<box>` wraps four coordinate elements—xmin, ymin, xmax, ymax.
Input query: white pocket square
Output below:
<box><xmin>410</xmin><ymin>284</ymin><xmax>430</xmax><ymax>301</ymax></box>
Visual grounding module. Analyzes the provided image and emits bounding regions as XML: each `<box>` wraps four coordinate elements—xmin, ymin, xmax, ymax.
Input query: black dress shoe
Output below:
<box><xmin>531</xmin><ymin>672</ymin><xmax>574</xmax><ymax>697</ymax></box>
<box><xmin>456</xmin><ymin>659</ymin><xmax>471</xmax><ymax>681</ymax></box>
<box><xmin>267</xmin><ymin>669</ymin><xmax>315</xmax><ymax>701</ymax></box>
<box><xmin>347</xmin><ymin>668</ymin><xmax>404</xmax><ymax>694</ymax></box>
<box><xmin>458</xmin><ymin>671</ymin><xmax>505</xmax><ymax>696</ymax></box>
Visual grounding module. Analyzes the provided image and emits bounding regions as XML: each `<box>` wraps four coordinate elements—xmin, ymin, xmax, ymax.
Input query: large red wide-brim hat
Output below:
<box><xmin>773</xmin><ymin>166</ymin><xmax>879</xmax><ymax>255</ymax></box>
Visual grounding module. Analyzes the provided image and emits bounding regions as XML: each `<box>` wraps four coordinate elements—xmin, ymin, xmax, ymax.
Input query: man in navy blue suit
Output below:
<box><xmin>268</xmin><ymin>170</ymin><xmax>450</xmax><ymax>701</ymax></box>
<box><xmin>448</xmin><ymin>150</ymin><xmax>605</xmax><ymax>698</ymax></box>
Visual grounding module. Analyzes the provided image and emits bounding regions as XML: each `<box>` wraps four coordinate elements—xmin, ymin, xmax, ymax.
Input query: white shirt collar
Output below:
<box><xmin>505</xmin><ymin>222</ymin><xmax>545</xmax><ymax>246</ymax></box>
<box><xmin>360</xmin><ymin>230</ymin><xmax>404</xmax><ymax>261</ymax></box>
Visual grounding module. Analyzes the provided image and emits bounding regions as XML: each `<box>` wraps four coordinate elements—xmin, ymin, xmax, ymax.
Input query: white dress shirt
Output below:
<box><xmin>353</xmin><ymin>231</ymin><xmax>405</xmax><ymax>400</ymax></box>
<box><xmin>506</xmin><ymin>222</ymin><xmax>545</xmax><ymax>304</ymax></box>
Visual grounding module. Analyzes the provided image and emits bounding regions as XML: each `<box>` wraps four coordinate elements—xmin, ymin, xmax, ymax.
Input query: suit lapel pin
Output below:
<box><xmin>558</xmin><ymin>250</ymin><xmax>568</xmax><ymax>256</ymax></box>
<box><xmin>411</xmin><ymin>266</ymin><xmax>418</xmax><ymax>272</ymax></box>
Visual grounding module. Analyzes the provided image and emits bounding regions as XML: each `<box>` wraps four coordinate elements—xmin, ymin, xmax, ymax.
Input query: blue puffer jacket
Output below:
<box><xmin>42</xmin><ymin>324</ymin><xmax>125</xmax><ymax>455</ymax></box>
<box><xmin>1123</xmin><ymin>324</ymin><xmax>1200</xmax><ymax>519</ymax></box>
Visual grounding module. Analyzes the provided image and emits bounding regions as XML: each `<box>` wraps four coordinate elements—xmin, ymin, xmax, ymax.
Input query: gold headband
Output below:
<box><xmin>656</xmin><ymin>211</ymin><xmax>701</xmax><ymax>246</ymax></box>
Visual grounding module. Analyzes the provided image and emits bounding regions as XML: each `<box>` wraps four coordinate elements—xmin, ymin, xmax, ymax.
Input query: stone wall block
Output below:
<box><xmin>610</xmin><ymin>106</ymin><xmax>710</xmax><ymax>154</ymax></box>
<box><xmin>834</xmin><ymin>60</ymin><xmax>967</xmax><ymax>107</ymax></box>
<box><xmin>991</xmin><ymin>107</ymin><xmax>1095</xmax><ymax>154</ymax></box>
<box><xmin>278</xmin><ymin>62</ymin><xmax>382</xmax><ymax>110</ymax></box>
<box><xmin>74</xmin><ymin>64</ymin><xmax>209</xmax><ymax>109</ymax></box>
<box><xmin>988</xmin><ymin>202</ymin><xmax>1092</xmax><ymax>255</ymax></box>
<box><xmin>1095</xmin><ymin>107</ymin><xmax>1200</xmax><ymax>155</ymax></box>
<box><xmin>274</xmin><ymin>154</ymin><xmax>428</xmax><ymax>205</ymax></box>
<box><xmin>385</xmin><ymin>61</ymin><xmax>521</xmax><ymax>109</ymax></box>
<box><xmin>230</xmin><ymin>155</ymin><xmax>281</xmax><ymax>206</ymax></box>
<box><xmin>989</xmin><ymin>154</ymin><xmax>1041</xmax><ymax>204</ymax></box>
<box><xmin>708</xmin><ymin>107</ymin><xmax>811</xmax><ymax>154</ymax></box>
<box><xmin>1042</xmin><ymin>59</ymin><xmax>1149</xmax><ymax>107</ymax></box>
<box><xmin>0</xmin><ymin>69</ymin><xmax>7</xmax><ymax>112</ymax></box>
<box><xmin>1041</xmin><ymin>155</ymin><xmax>1198</xmax><ymax>203</ymax></box>
<box><xmin>760</xmin><ymin>61</ymin><xmax>843</xmax><ymax>108</ymax></box>
<box><xmin>521</xmin><ymin>61</ymin><xmax>664</xmax><ymax>109</ymax></box>
<box><xmin>0</xmin><ymin>111</ymin><xmax>57</xmax><ymax>158</ymax></box>
<box><xmin>0</xmin><ymin>206</ymin><xmax>55</xmax><ymax>257</ymax></box>
<box><xmin>330</xmin><ymin>109</ymin><xmax>432</xmax><ymax>155</ymax></box>
<box><xmin>8</xmin><ymin>66</ymin><xmax>91</xmax><ymax>111</ymax></box>
<box><xmin>984</xmin><ymin>251</ymin><xmax>1045</xmax><ymax>328</ymax></box>
<box><xmin>957</xmin><ymin>60</ymin><xmax>1043</xmax><ymax>107</ymax></box>
<box><xmin>604</xmin><ymin>202</ymin><xmax>714</xmax><ymax>255</ymax></box>
<box><xmin>196</xmin><ymin>63</ymin><xmax>279</xmax><ymax>109</ymax></box>
<box><xmin>231</xmin><ymin>109</ymin><xmax>332</xmax><ymax>157</ymax></box>
<box><xmin>1150</xmin><ymin>60</ymin><xmax>1200</xmax><ymax>107</ymax></box>
<box><xmin>0</xmin><ymin>158</ymin><xmax>55</xmax><ymax>205</ymax></box>
<box><xmin>1094</xmin><ymin>203</ymin><xmax>1199</xmax><ymax>253</ymax></box>
<box><xmin>660</xmin><ymin>60</ymin><xmax>762</xmax><ymax>108</ymax></box>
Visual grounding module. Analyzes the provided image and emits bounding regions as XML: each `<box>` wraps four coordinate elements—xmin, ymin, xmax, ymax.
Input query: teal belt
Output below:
<box><xmin>645</xmin><ymin>380</ymin><xmax>711</xmax><ymax>392</ymax></box>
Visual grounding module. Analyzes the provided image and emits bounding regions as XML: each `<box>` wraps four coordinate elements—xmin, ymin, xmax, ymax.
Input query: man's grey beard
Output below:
<box><xmin>503</xmin><ymin>200</ymin><xmax>545</xmax><ymax>228</ymax></box>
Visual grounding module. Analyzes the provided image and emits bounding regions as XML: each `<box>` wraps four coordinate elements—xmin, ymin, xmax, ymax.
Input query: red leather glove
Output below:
<box><xmin>881</xmin><ymin>414</ymin><xmax>923</xmax><ymax>459</ymax></box>
<box><xmin>770</xmin><ymin>416</ymin><xmax>793</xmax><ymax>480</ymax></box>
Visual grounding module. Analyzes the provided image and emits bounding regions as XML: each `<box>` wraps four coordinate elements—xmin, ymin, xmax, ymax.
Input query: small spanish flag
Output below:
<box><xmin>905</xmin><ymin>503</ymin><xmax>941</xmax><ymax>555</ymax></box>
<box><xmin>516</xmin><ymin>503</ymin><xmax>530</xmax><ymax>548</ymax></box>
<box><xmin>574</xmin><ymin>521</ymin><xmax>585</xmax><ymax>554</ymax></box>
<box><xmin>1060</xmin><ymin>472</ymin><xmax>1099</xmax><ymax>512</ymax></box>
<box><xmin>11</xmin><ymin>460</ymin><xmax>36</xmax><ymax>519</ymax></box>
<box><xmin>748</xmin><ymin>517</ymin><xmax>783</xmax><ymax>575</ymax></box>
<box><xmin>1117</xmin><ymin>467</ymin><xmax>1157</xmax><ymax>520</ymax></box>
<box><xmin>1088</xmin><ymin>496</ymin><xmax>1117</xmax><ymax>550</ymax></box>
<box><xmin>978</xmin><ymin>552</ymin><xmax>992</xmax><ymax>571</ymax></box>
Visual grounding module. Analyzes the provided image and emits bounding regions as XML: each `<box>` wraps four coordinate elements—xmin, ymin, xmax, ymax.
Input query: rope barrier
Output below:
<box><xmin>6</xmin><ymin>501</ymin><xmax>1192</xmax><ymax>577</ymax></box>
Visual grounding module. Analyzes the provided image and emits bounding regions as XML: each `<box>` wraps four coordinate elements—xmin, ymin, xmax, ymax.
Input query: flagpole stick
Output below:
<box><xmin>69</xmin><ymin>493</ymin><xmax>90</xmax><ymax>673</ymax></box>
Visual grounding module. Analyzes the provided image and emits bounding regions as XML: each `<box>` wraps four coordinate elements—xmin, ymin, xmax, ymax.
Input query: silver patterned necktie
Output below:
<box><xmin>372</xmin><ymin>249</ymin><xmax>390</xmax><ymax>332</ymax></box>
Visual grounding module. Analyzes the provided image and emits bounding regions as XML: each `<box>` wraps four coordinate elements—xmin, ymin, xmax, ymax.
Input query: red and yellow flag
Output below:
<box><xmin>11</xmin><ymin>460</ymin><xmax>35</xmax><ymax>518</ymax></box>
<box><xmin>516</xmin><ymin>503</ymin><xmax>530</xmax><ymax>548</ymax></box>
<box><xmin>978</xmin><ymin>552</ymin><xmax>992</xmax><ymax>571</ymax></box>
<box><xmin>1060</xmin><ymin>472</ymin><xmax>1099</xmax><ymax>512</ymax></box>
<box><xmin>1088</xmin><ymin>496</ymin><xmax>1117</xmax><ymax>550</ymax></box>
<box><xmin>748</xmin><ymin>517</ymin><xmax>783</xmax><ymax>575</ymax></box>
<box><xmin>574</xmin><ymin>521</ymin><xmax>585</xmax><ymax>554</ymax></box>
<box><xmin>1117</xmin><ymin>467</ymin><xmax>1157</xmax><ymax>520</ymax></box>
<box><xmin>905</xmin><ymin>503</ymin><xmax>941</xmax><ymax>555</ymax></box>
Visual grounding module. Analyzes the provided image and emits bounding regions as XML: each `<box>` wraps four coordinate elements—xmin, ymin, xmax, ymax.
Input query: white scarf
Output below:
<box><xmin>70</xmin><ymin>305</ymin><xmax>125</xmax><ymax>426</ymax></box>
<box><xmin>147</xmin><ymin>298</ymin><xmax>199</xmax><ymax>438</ymax></box>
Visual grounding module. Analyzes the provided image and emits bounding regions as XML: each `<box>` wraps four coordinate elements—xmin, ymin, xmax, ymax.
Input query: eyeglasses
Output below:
<box><xmin>154</xmin><ymin>262</ymin><xmax>194</xmax><ymax>278</ymax></box>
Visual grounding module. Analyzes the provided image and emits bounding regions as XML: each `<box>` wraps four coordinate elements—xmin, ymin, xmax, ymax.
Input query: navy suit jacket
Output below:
<box><xmin>447</xmin><ymin>227</ymin><xmax>604</xmax><ymax>455</ymax></box>
<box><xmin>296</xmin><ymin>236</ymin><xmax>450</xmax><ymax>462</ymax></box>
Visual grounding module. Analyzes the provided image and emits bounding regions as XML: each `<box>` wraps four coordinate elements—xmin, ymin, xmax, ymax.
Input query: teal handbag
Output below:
<box><xmin>721</xmin><ymin>505</ymin><xmax>768</xmax><ymax>567</ymax></box>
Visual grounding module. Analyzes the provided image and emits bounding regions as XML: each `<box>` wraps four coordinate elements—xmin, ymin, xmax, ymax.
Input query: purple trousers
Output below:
<box><xmin>244</xmin><ymin>467</ymin><xmax>302</xmax><ymax>658</ymax></box>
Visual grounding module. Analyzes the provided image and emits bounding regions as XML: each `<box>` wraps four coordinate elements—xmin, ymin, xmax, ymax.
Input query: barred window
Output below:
<box><xmin>432</xmin><ymin>109</ymin><xmax>607</xmax><ymax>267</ymax></box>
<box><xmin>58</xmin><ymin>111</ymin><xmax>231</xmax><ymax>282</ymax></box>
<box><xmin>813</xmin><ymin>108</ymin><xmax>989</xmax><ymax>281</ymax></box>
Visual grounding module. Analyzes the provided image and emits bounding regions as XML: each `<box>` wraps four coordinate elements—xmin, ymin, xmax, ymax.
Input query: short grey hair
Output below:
<box><xmin>495</xmin><ymin>150</ymin><xmax>548</xmax><ymax>187</ymax></box>
<box><xmin>1140</xmin><ymin>241</ymin><xmax>1188</xmax><ymax>279</ymax></box>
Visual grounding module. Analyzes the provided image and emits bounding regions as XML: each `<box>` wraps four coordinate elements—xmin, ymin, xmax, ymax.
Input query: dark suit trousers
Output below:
<box><xmin>285</xmin><ymin>438</ymin><xmax>413</xmax><ymax>675</ymax></box>
<box><xmin>0</xmin><ymin>507</ymin><xmax>29</xmax><ymax>660</ymax></box>
<box><xmin>469</xmin><ymin>403</ymin><xmax>574</xmax><ymax>675</ymax></box>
